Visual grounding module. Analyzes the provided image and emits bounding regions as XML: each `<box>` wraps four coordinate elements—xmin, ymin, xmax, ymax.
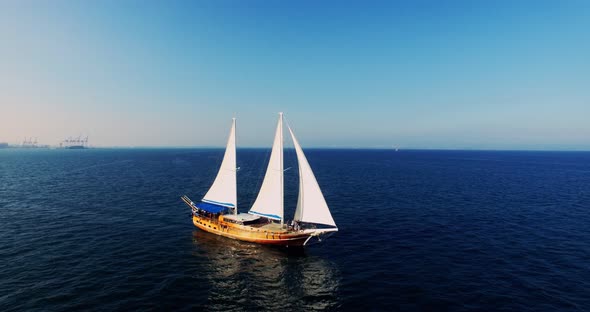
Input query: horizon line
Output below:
<box><xmin>2</xmin><ymin>145</ymin><xmax>589</xmax><ymax>152</ymax></box>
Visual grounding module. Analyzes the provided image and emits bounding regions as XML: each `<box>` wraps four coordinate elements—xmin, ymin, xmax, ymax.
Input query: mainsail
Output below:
<box><xmin>202</xmin><ymin>118</ymin><xmax>237</xmax><ymax>210</ymax></box>
<box><xmin>288</xmin><ymin>125</ymin><xmax>337</xmax><ymax>228</ymax></box>
<box><xmin>249</xmin><ymin>113</ymin><xmax>284</xmax><ymax>222</ymax></box>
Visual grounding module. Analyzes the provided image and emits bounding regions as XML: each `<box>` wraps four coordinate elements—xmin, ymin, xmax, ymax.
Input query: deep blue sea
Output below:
<box><xmin>1</xmin><ymin>148</ymin><xmax>589</xmax><ymax>311</ymax></box>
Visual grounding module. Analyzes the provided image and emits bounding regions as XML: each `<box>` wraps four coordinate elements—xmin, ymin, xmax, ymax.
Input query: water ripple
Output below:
<box><xmin>1</xmin><ymin>149</ymin><xmax>590</xmax><ymax>311</ymax></box>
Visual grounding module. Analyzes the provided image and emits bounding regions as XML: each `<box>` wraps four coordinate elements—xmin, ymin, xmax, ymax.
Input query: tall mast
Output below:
<box><xmin>233</xmin><ymin>117</ymin><xmax>237</xmax><ymax>215</ymax></box>
<box><xmin>279</xmin><ymin>112</ymin><xmax>284</xmax><ymax>225</ymax></box>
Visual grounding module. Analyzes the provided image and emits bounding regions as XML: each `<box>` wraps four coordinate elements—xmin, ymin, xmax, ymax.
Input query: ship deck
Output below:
<box><xmin>254</xmin><ymin>223</ymin><xmax>286</xmax><ymax>231</ymax></box>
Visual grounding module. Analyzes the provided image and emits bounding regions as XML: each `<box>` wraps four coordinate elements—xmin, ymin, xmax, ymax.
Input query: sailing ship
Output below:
<box><xmin>182</xmin><ymin>113</ymin><xmax>338</xmax><ymax>247</ymax></box>
<box><xmin>60</xmin><ymin>136</ymin><xmax>88</xmax><ymax>149</ymax></box>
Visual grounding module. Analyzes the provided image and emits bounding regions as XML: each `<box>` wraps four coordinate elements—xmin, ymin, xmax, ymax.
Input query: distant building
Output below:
<box><xmin>21</xmin><ymin>137</ymin><xmax>39</xmax><ymax>148</ymax></box>
<box><xmin>0</xmin><ymin>142</ymin><xmax>8</xmax><ymax>148</ymax></box>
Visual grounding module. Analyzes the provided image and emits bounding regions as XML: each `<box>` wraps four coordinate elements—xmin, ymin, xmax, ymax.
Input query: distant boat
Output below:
<box><xmin>182</xmin><ymin>113</ymin><xmax>338</xmax><ymax>247</ymax></box>
<box><xmin>61</xmin><ymin>136</ymin><xmax>89</xmax><ymax>149</ymax></box>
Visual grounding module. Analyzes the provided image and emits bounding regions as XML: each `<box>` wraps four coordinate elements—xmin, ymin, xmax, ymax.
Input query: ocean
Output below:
<box><xmin>1</xmin><ymin>148</ymin><xmax>589</xmax><ymax>311</ymax></box>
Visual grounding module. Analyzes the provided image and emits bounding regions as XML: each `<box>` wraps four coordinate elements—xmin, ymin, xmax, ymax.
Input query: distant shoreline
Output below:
<box><xmin>1</xmin><ymin>146</ymin><xmax>588</xmax><ymax>152</ymax></box>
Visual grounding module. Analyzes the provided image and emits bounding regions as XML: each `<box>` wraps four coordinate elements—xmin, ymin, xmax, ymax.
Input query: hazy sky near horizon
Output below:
<box><xmin>1</xmin><ymin>1</ymin><xmax>589</xmax><ymax>149</ymax></box>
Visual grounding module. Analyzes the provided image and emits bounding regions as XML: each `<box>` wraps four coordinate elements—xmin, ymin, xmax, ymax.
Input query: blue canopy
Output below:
<box><xmin>196</xmin><ymin>202</ymin><xmax>227</xmax><ymax>214</ymax></box>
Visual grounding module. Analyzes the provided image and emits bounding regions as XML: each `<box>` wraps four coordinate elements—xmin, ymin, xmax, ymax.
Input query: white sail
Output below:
<box><xmin>288</xmin><ymin>125</ymin><xmax>337</xmax><ymax>228</ymax></box>
<box><xmin>249</xmin><ymin>113</ymin><xmax>284</xmax><ymax>221</ymax></box>
<box><xmin>202</xmin><ymin>118</ymin><xmax>237</xmax><ymax>209</ymax></box>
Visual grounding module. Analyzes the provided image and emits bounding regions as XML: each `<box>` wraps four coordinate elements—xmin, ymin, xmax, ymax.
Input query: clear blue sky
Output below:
<box><xmin>1</xmin><ymin>0</ymin><xmax>589</xmax><ymax>149</ymax></box>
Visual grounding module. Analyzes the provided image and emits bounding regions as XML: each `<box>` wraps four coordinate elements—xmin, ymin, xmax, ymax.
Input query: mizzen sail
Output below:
<box><xmin>202</xmin><ymin>118</ymin><xmax>237</xmax><ymax>209</ymax></box>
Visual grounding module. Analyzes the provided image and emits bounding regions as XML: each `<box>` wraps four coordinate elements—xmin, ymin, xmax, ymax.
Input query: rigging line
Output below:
<box><xmin>248</xmin><ymin>145</ymin><xmax>272</xmax><ymax>210</ymax></box>
<box><xmin>283</xmin><ymin>115</ymin><xmax>299</xmax><ymax>180</ymax></box>
<box><xmin>282</xmin><ymin>115</ymin><xmax>299</xmax><ymax>222</ymax></box>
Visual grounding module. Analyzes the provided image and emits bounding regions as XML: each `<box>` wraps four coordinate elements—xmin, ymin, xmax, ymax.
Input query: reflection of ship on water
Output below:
<box><xmin>191</xmin><ymin>230</ymin><xmax>341</xmax><ymax>310</ymax></box>
<box><xmin>60</xmin><ymin>136</ymin><xmax>89</xmax><ymax>149</ymax></box>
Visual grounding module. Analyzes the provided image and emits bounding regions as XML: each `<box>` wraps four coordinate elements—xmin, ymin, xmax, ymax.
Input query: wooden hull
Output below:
<box><xmin>192</xmin><ymin>215</ymin><xmax>312</xmax><ymax>247</ymax></box>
